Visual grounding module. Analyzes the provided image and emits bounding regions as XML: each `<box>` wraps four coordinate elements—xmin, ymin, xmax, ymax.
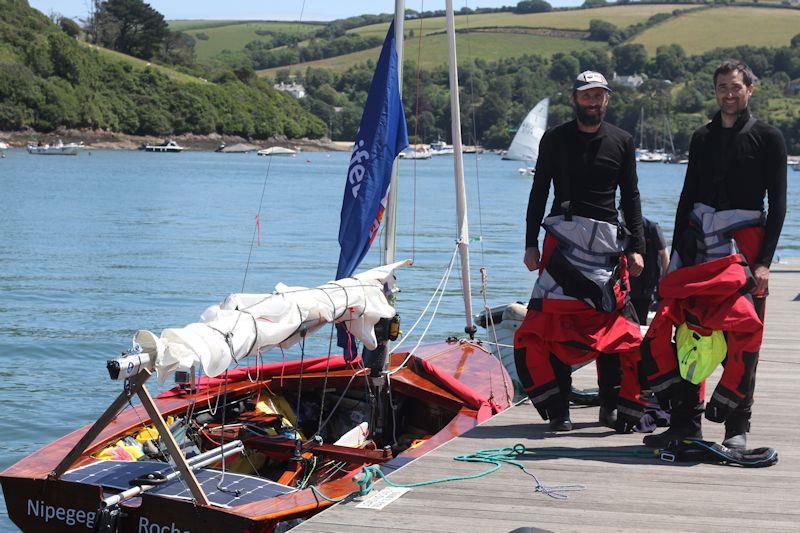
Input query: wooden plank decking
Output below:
<box><xmin>296</xmin><ymin>263</ymin><xmax>800</xmax><ymax>532</ymax></box>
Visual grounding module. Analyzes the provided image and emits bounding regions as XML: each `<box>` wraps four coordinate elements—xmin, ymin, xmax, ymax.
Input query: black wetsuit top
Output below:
<box><xmin>526</xmin><ymin>120</ymin><xmax>645</xmax><ymax>254</ymax></box>
<box><xmin>673</xmin><ymin>110</ymin><xmax>787</xmax><ymax>267</ymax></box>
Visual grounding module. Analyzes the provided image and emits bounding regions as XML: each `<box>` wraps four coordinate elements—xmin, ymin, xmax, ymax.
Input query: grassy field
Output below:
<box><xmin>79</xmin><ymin>42</ymin><xmax>206</xmax><ymax>84</ymax></box>
<box><xmin>632</xmin><ymin>6</ymin><xmax>800</xmax><ymax>55</ymax></box>
<box><xmin>181</xmin><ymin>21</ymin><xmax>324</xmax><ymax>60</ymax></box>
<box><xmin>258</xmin><ymin>31</ymin><xmax>602</xmax><ymax>76</ymax></box>
<box><xmin>350</xmin><ymin>4</ymin><xmax>683</xmax><ymax>39</ymax></box>
<box><xmin>168</xmin><ymin>20</ymin><xmax>255</xmax><ymax>32</ymax></box>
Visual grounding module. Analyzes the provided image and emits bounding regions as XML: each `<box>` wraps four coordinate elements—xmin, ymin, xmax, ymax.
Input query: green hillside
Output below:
<box><xmin>350</xmin><ymin>4</ymin><xmax>681</xmax><ymax>39</ymax></box>
<box><xmin>180</xmin><ymin>21</ymin><xmax>324</xmax><ymax>61</ymax></box>
<box><xmin>0</xmin><ymin>0</ymin><xmax>325</xmax><ymax>138</ymax></box>
<box><xmin>260</xmin><ymin>31</ymin><xmax>601</xmax><ymax>76</ymax></box>
<box><xmin>257</xmin><ymin>4</ymin><xmax>800</xmax><ymax>76</ymax></box>
<box><xmin>78</xmin><ymin>41</ymin><xmax>203</xmax><ymax>84</ymax></box>
<box><xmin>632</xmin><ymin>6</ymin><xmax>800</xmax><ymax>54</ymax></box>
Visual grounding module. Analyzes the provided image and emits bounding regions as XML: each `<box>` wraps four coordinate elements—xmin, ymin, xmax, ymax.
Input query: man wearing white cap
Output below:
<box><xmin>514</xmin><ymin>71</ymin><xmax>646</xmax><ymax>433</ymax></box>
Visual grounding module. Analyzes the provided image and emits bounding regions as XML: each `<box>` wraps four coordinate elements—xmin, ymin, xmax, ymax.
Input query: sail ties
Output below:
<box><xmin>134</xmin><ymin>261</ymin><xmax>410</xmax><ymax>383</ymax></box>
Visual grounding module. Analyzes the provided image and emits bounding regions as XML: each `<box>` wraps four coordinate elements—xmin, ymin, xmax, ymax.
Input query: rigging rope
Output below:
<box><xmin>387</xmin><ymin>244</ymin><xmax>459</xmax><ymax>375</ymax></box>
<box><xmin>241</xmin><ymin>154</ymin><xmax>273</xmax><ymax>293</ymax></box>
<box><xmin>307</xmin><ymin>443</ymin><xmax>645</xmax><ymax>504</ymax></box>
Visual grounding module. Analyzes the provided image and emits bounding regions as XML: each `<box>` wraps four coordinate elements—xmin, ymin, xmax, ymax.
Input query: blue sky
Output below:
<box><xmin>29</xmin><ymin>1</ymin><xmax>580</xmax><ymax>22</ymax></box>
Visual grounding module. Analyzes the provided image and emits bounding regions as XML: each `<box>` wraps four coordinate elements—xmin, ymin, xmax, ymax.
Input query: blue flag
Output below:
<box><xmin>336</xmin><ymin>20</ymin><xmax>408</xmax><ymax>281</ymax></box>
<box><xmin>335</xmin><ymin>20</ymin><xmax>408</xmax><ymax>359</ymax></box>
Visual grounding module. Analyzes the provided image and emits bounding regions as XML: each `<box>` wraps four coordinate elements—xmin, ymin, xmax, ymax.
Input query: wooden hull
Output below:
<box><xmin>1</xmin><ymin>340</ymin><xmax>511</xmax><ymax>531</ymax></box>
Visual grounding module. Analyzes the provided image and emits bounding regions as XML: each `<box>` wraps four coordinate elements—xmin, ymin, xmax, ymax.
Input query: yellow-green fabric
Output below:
<box><xmin>676</xmin><ymin>323</ymin><xmax>727</xmax><ymax>384</ymax></box>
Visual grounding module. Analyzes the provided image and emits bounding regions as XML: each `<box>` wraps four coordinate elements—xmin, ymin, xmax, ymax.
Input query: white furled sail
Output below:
<box><xmin>502</xmin><ymin>97</ymin><xmax>549</xmax><ymax>163</ymax></box>
<box><xmin>135</xmin><ymin>260</ymin><xmax>410</xmax><ymax>382</ymax></box>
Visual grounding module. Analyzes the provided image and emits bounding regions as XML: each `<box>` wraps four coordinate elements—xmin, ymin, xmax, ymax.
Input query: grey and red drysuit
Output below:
<box><xmin>644</xmin><ymin>110</ymin><xmax>787</xmax><ymax>437</ymax></box>
<box><xmin>641</xmin><ymin>204</ymin><xmax>766</xmax><ymax>422</ymax></box>
<box><xmin>514</xmin><ymin>214</ymin><xmax>646</xmax><ymax>427</ymax></box>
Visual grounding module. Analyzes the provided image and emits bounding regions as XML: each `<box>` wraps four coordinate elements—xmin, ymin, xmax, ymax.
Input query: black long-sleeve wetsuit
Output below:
<box><xmin>525</xmin><ymin>120</ymin><xmax>645</xmax><ymax>254</ymax></box>
<box><xmin>673</xmin><ymin>110</ymin><xmax>787</xmax><ymax>267</ymax></box>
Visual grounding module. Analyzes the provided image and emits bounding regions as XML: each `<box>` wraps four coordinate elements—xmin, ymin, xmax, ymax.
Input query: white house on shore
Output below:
<box><xmin>274</xmin><ymin>82</ymin><xmax>306</xmax><ymax>99</ymax></box>
<box><xmin>612</xmin><ymin>72</ymin><xmax>647</xmax><ymax>89</ymax></box>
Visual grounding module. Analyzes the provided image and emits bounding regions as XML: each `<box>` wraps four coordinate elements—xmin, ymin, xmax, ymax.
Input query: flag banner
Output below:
<box><xmin>335</xmin><ymin>20</ymin><xmax>408</xmax><ymax>359</ymax></box>
<box><xmin>336</xmin><ymin>20</ymin><xmax>408</xmax><ymax>281</ymax></box>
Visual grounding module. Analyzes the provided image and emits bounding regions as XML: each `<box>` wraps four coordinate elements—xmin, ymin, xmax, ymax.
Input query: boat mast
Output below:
<box><xmin>639</xmin><ymin>107</ymin><xmax>645</xmax><ymax>150</ymax></box>
<box><xmin>382</xmin><ymin>0</ymin><xmax>404</xmax><ymax>266</ymax></box>
<box><xmin>664</xmin><ymin>114</ymin><xmax>676</xmax><ymax>155</ymax></box>
<box><xmin>445</xmin><ymin>0</ymin><xmax>476</xmax><ymax>336</ymax></box>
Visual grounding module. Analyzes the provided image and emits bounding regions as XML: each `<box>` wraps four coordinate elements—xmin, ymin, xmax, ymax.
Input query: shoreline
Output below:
<box><xmin>0</xmin><ymin>128</ymin><xmax>352</xmax><ymax>153</ymax></box>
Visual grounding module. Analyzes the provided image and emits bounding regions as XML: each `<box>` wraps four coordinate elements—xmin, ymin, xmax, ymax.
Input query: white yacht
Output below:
<box><xmin>143</xmin><ymin>139</ymin><xmax>184</xmax><ymax>152</ymax></box>
<box><xmin>399</xmin><ymin>146</ymin><xmax>432</xmax><ymax>159</ymax></box>
<box><xmin>257</xmin><ymin>146</ymin><xmax>297</xmax><ymax>156</ymax></box>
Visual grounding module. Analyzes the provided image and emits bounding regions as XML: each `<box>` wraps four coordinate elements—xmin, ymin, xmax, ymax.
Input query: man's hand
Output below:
<box><xmin>627</xmin><ymin>252</ymin><xmax>644</xmax><ymax>277</ymax></box>
<box><xmin>751</xmin><ymin>264</ymin><xmax>769</xmax><ymax>296</ymax></box>
<box><xmin>524</xmin><ymin>247</ymin><xmax>541</xmax><ymax>271</ymax></box>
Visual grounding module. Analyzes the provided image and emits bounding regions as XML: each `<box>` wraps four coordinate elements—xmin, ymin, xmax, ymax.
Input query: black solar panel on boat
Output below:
<box><xmin>62</xmin><ymin>460</ymin><xmax>293</xmax><ymax>508</ymax></box>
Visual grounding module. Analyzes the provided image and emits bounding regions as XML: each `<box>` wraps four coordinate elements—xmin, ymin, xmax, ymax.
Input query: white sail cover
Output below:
<box><xmin>502</xmin><ymin>98</ymin><xmax>549</xmax><ymax>163</ymax></box>
<box><xmin>135</xmin><ymin>260</ymin><xmax>410</xmax><ymax>382</ymax></box>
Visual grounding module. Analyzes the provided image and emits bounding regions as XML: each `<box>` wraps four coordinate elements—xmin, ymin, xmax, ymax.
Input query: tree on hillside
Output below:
<box><xmin>89</xmin><ymin>0</ymin><xmax>168</xmax><ymax>60</ymax></box>
<box><xmin>653</xmin><ymin>44</ymin><xmax>686</xmax><ymax>81</ymax></box>
<box><xmin>588</xmin><ymin>19</ymin><xmax>618</xmax><ymax>42</ymax></box>
<box><xmin>59</xmin><ymin>17</ymin><xmax>81</xmax><ymax>38</ymax></box>
<box><xmin>514</xmin><ymin>1</ymin><xmax>552</xmax><ymax>14</ymax></box>
<box><xmin>583</xmin><ymin>0</ymin><xmax>608</xmax><ymax>7</ymax></box>
<box><xmin>613</xmin><ymin>44</ymin><xmax>647</xmax><ymax>76</ymax></box>
<box><xmin>549</xmin><ymin>53</ymin><xmax>581</xmax><ymax>84</ymax></box>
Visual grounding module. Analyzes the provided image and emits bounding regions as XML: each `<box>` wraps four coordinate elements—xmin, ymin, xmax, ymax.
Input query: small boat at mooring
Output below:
<box><xmin>27</xmin><ymin>139</ymin><xmax>83</xmax><ymax>155</ymax></box>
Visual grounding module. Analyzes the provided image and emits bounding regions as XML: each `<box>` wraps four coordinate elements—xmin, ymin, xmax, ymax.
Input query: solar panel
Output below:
<box><xmin>63</xmin><ymin>460</ymin><xmax>294</xmax><ymax>508</ymax></box>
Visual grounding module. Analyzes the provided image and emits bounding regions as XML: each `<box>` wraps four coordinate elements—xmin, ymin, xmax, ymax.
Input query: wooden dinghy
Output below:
<box><xmin>1</xmin><ymin>343</ymin><xmax>509</xmax><ymax>532</ymax></box>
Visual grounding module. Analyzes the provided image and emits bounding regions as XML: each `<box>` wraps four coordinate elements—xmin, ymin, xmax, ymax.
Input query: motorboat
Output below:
<box><xmin>143</xmin><ymin>140</ymin><xmax>184</xmax><ymax>152</ymax></box>
<box><xmin>27</xmin><ymin>139</ymin><xmax>83</xmax><ymax>155</ymax></box>
<box><xmin>399</xmin><ymin>146</ymin><xmax>431</xmax><ymax>159</ymax></box>
<box><xmin>429</xmin><ymin>138</ymin><xmax>454</xmax><ymax>156</ymax></box>
<box><xmin>257</xmin><ymin>146</ymin><xmax>297</xmax><ymax>156</ymax></box>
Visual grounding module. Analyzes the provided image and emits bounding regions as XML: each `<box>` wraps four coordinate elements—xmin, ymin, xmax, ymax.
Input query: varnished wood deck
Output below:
<box><xmin>296</xmin><ymin>262</ymin><xmax>800</xmax><ymax>532</ymax></box>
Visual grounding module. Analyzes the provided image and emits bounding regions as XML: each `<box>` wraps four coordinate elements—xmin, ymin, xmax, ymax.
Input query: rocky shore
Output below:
<box><xmin>0</xmin><ymin>127</ymin><xmax>351</xmax><ymax>152</ymax></box>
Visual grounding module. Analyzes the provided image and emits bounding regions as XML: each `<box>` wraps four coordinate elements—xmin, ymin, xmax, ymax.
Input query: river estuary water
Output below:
<box><xmin>0</xmin><ymin>148</ymin><xmax>797</xmax><ymax>528</ymax></box>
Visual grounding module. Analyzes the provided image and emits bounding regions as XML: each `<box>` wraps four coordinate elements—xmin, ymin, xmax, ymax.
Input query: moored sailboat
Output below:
<box><xmin>503</xmin><ymin>97</ymin><xmax>549</xmax><ymax>174</ymax></box>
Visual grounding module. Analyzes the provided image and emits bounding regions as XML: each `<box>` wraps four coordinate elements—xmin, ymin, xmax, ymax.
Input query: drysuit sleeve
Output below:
<box><xmin>673</xmin><ymin>131</ymin><xmax>702</xmax><ymax>248</ymax></box>
<box><xmin>756</xmin><ymin>128</ymin><xmax>787</xmax><ymax>267</ymax></box>
<box><xmin>619</xmin><ymin>136</ymin><xmax>645</xmax><ymax>254</ymax></box>
<box><xmin>526</xmin><ymin>130</ymin><xmax>553</xmax><ymax>249</ymax></box>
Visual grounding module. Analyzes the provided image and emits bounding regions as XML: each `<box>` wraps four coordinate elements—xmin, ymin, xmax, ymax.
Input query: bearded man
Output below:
<box><xmin>514</xmin><ymin>71</ymin><xmax>646</xmax><ymax>432</ymax></box>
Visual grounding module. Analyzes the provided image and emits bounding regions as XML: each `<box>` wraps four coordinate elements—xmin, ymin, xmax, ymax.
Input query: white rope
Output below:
<box><xmin>482</xmin><ymin>340</ymin><xmax>514</xmax><ymax>349</ymax></box>
<box><xmin>387</xmin><ymin>245</ymin><xmax>459</xmax><ymax>376</ymax></box>
<box><xmin>390</xmin><ymin>245</ymin><xmax>459</xmax><ymax>353</ymax></box>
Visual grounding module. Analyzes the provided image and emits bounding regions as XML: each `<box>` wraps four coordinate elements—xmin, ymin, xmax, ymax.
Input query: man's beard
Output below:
<box><xmin>574</xmin><ymin>103</ymin><xmax>605</xmax><ymax>126</ymax></box>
